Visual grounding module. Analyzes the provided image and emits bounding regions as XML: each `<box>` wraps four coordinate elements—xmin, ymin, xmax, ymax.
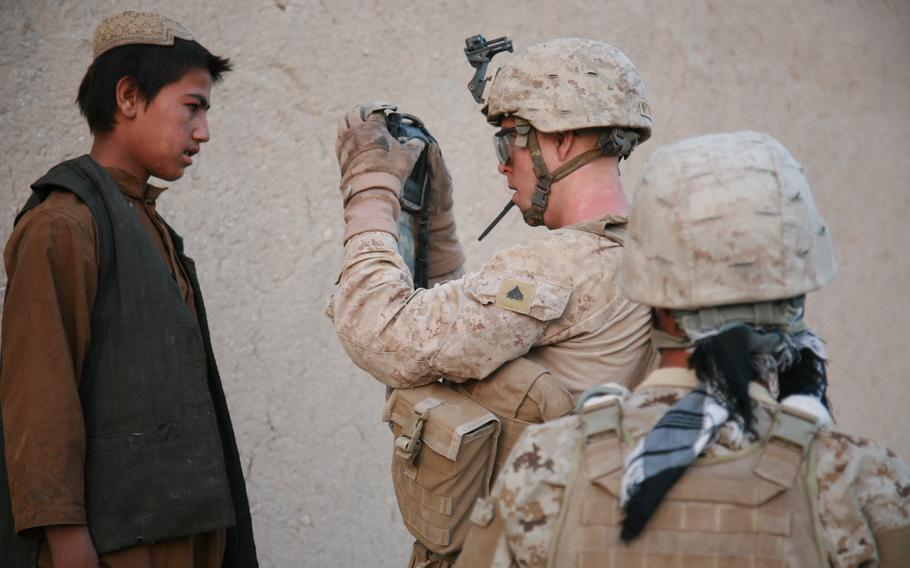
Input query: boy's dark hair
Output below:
<box><xmin>77</xmin><ymin>38</ymin><xmax>232</xmax><ymax>133</ymax></box>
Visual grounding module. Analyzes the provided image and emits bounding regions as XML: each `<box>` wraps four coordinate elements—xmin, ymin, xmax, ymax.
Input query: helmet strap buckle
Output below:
<box><xmin>513</xmin><ymin>118</ymin><xmax>532</xmax><ymax>148</ymax></box>
<box><xmin>524</xmin><ymin>128</ymin><xmax>606</xmax><ymax>226</ymax></box>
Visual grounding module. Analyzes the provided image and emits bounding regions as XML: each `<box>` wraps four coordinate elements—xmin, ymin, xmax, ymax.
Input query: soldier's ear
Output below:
<box><xmin>555</xmin><ymin>131</ymin><xmax>576</xmax><ymax>161</ymax></box>
<box><xmin>115</xmin><ymin>77</ymin><xmax>141</xmax><ymax>120</ymax></box>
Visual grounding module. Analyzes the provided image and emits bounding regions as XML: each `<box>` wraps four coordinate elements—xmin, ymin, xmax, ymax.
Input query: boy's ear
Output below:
<box><xmin>115</xmin><ymin>76</ymin><xmax>141</xmax><ymax>119</ymax></box>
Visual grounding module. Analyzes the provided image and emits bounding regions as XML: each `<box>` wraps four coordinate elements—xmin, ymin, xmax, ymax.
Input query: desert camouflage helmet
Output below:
<box><xmin>484</xmin><ymin>38</ymin><xmax>652</xmax><ymax>139</ymax></box>
<box><xmin>620</xmin><ymin>131</ymin><xmax>837</xmax><ymax>310</ymax></box>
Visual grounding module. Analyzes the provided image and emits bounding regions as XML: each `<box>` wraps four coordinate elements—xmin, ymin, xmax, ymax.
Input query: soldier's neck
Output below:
<box><xmin>659</xmin><ymin>348</ymin><xmax>690</xmax><ymax>369</ymax></box>
<box><xmin>546</xmin><ymin>172</ymin><xmax>630</xmax><ymax>228</ymax></box>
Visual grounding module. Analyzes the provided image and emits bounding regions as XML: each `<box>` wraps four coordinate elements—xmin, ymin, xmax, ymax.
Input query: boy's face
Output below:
<box><xmin>128</xmin><ymin>67</ymin><xmax>214</xmax><ymax>181</ymax></box>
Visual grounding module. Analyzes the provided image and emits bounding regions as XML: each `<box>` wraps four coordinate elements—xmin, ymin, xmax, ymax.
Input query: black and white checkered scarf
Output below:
<box><xmin>618</xmin><ymin>323</ymin><xmax>828</xmax><ymax>542</ymax></box>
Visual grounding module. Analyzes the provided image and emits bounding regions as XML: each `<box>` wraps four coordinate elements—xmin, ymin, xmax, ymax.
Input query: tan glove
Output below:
<box><xmin>424</xmin><ymin>142</ymin><xmax>465</xmax><ymax>279</ymax></box>
<box><xmin>335</xmin><ymin>103</ymin><xmax>424</xmax><ymax>242</ymax></box>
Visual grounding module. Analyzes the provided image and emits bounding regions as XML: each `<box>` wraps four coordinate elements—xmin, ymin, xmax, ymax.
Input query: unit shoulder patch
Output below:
<box><xmin>496</xmin><ymin>278</ymin><xmax>537</xmax><ymax>315</ymax></box>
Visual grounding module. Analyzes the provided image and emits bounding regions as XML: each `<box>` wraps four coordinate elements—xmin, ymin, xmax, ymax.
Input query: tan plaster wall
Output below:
<box><xmin>1</xmin><ymin>0</ymin><xmax>908</xmax><ymax>565</ymax></box>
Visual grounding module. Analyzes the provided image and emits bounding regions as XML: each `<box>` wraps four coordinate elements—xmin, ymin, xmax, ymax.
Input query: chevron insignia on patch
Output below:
<box><xmin>495</xmin><ymin>278</ymin><xmax>537</xmax><ymax>315</ymax></box>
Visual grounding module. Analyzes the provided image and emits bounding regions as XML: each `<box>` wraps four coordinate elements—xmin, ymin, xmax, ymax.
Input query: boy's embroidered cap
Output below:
<box><xmin>93</xmin><ymin>11</ymin><xmax>193</xmax><ymax>60</ymax></box>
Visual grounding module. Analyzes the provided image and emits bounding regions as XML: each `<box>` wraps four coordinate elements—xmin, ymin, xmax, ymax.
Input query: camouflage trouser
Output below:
<box><xmin>407</xmin><ymin>541</ymin><xmax>456</xmax><ymax>568</ymax></box>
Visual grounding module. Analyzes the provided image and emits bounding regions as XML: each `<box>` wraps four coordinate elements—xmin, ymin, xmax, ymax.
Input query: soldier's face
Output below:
<box><xmin>126</xmin><ymin>68</ymin><xmax>213</xmax><ymax>181</ymax></box>
<box><xmin>496</xmin><ymin>117</ymin><xmax>538</xmax><ymax>215</ymax></box>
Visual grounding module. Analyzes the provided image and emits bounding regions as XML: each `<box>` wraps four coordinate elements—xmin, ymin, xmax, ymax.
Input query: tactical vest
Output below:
<box><xmin>0</xmin><ymin>156</ymin><xmax>257</xmax><ymax>566</ymax></box>
<box><xmin>385</xmin><ymin>358</ymin><xmax>574</xmax><ymax>560</ymax></box>
<box><xmin>548</xmin><ymin>392</ymin><xmax>829</xmax><ymax>568</ymax></box>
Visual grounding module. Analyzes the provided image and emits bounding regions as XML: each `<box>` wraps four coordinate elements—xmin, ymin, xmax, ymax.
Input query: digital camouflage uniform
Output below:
<box><xmin>328</xmin><ymin>38</ymin><xmax>656</xmax><ymax>394</ymax></box>
<box><xmin>326</xmin><ymin>216</ymin><xmax>654</xmax><ymax>394</ymax></box>
<box><xmin>474</xmin><ymin>368</ymin><xmax>910</xmax><ymax>568</ymax></box>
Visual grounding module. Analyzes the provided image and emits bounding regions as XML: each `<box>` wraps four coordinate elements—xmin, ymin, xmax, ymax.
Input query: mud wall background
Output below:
<box><xmin>1</xmin><ymin>1</ymin><xmax>908</xmax><ymax>565</ymax></box>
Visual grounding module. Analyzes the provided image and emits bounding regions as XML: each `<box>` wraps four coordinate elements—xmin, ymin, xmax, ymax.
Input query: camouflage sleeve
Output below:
<box><xmin>427</xmin><ymin>265</ymin><xmax>465</xmax><ymax>288</ymax></box>
<box><xmin>491</xmin><ymin>418</ymin><xmax>579</xmax><ymax>568</ymax></box>
<box><xmin>455</xmin><ymin>496</ymin><xmax>515</xmax><ymax>568</ymax></box>
<box><xmin>815</xmin><ymin>429</ymin><xmax>910</xmax><ymax>568</ymax></box>
<box><xmin>326</xmin><ymin>231</ymin><xmax>572</xmax><ymax>388</ymax></box>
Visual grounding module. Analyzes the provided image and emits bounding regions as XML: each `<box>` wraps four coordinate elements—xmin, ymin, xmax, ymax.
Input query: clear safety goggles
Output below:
<box><xmin>493</xmin><ymin>127</ymin><xmax>518</xmax><ymax>165</ymax></box>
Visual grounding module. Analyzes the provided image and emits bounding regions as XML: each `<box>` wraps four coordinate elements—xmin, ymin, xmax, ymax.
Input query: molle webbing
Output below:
<box><xmin>549</xmin><ymin>392</ymin><xmax>827</xmax><ymax>567</ymax></box>
<box><xmin>388</xmin><ymin>358</ymin><xmax>574</xmax><ymax>559</ymax></box>
<box><xmin>454</xmin><ymin>357</ymin><xmax>573</xmax><ymax>481</ymax></box>
<box><xmin>384</xmin><ymin>382</ymin><xmax>501</xmax><ymax>555</ymax></box>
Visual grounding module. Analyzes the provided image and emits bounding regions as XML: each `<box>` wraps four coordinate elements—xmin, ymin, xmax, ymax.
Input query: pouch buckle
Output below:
<box><xmin>395</xmin><ymin>407</ymin><xmax>430</xmax><ymax>464</ymax></box>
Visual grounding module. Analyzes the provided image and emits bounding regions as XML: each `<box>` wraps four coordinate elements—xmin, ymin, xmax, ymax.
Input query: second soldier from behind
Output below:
<box><xmin>457</xmin><ymin>131</ymin><xmax>910</xmax><ymax>567</ymax></box>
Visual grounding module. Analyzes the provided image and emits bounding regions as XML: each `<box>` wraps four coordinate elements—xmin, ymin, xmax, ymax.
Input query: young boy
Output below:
<box><xmin>0</xmin><ymin>11</ymin><xmax>257</xmax><ymax>567</ymax></box>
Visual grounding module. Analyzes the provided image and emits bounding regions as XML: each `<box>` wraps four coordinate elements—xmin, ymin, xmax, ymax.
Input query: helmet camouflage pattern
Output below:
<box><xmin>484</xmin><ymin>38</ymin><xmax>652</xmax><ymax>140</ymax></box>
<box><xmin>621</xmin><ymin>131</ymin><xmax>837</xmax><ymax>309</ymax></box>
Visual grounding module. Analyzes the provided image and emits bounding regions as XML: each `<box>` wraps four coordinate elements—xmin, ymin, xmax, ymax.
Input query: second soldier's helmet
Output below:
<box><xmin>621</xmin><ymin>131</ymin><xmax>837</xmax><ymax>309</ymax></box>
<box><xmin>483</xmin><ymin>38</ymin><xmax>653</xmax><ymax>141</ymax></box>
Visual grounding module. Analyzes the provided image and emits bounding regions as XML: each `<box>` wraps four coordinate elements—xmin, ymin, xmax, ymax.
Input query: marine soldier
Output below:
<box><xmin>0</xmin><ymin>11</ymin><xmax>257</xmax><ymax>567</ymax></box>
<box><xmin>328</xmin><ymin>38</ymin><xmax>657</xmax><ymax>566</ymax></box>
<box><xmin>456</xmin><ymin>131</ymin><xmax>910</xmax><ymax>567</ymax></box>
<box><xmin>329</xmin><ymin>38</ymin><xmax>656</xmax><ymax>396</ymax></box>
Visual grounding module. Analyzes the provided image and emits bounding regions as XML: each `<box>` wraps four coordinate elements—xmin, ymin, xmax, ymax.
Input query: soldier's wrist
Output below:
<box><xmin>428</xmin><ymin>210</ymin><xmax>457</xmax><ymax>233</ymax></box>
<box><xmin>343</xmin><ymin>189</ymin><xmax>401</xmax><ymax>242</ymax></box>
<box><xmin>341</xmin><ymin>172</ymin><xmax>403</xmax><ymax>205</ymax></box>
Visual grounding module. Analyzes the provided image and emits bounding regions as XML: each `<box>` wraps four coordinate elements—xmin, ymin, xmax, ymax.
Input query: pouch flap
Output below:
<box><xmin>663</xmin><ymin>476</ymin><xmax>787</xmax><ymax>507</ymax></box>
<box><xmin>590</xmin><ymin>469</ymin><xmax>624</xmax><ymax>495</ymax></box>
<box><xmin>456</xmin><ymin>357</ymin><xmax>550</xmax><ymax>418</ymax></box>
<box><xmin>591</xmin><ymin>468</ymin><xmax>788</xmax><ymax>508</ymax></box>
<box><xmin>385</xmin><ymin>382</ymin><xmax>499</xmax><ymax>461</ymax></box>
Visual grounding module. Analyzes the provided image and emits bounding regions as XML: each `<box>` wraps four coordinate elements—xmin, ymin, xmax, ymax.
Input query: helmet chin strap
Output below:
<box><xmin>523</xmin><ymin>128</ymin><xmax>623</xmax><ymax>226</ymax></box>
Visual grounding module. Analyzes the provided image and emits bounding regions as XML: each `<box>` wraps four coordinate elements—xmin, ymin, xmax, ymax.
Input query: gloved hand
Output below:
<box><xmin>424</xmin><ymin>142</ymin><xmax>465</xmax><ymax>279</ymax></box>
<box><xmin>335</xmin><ymin>103</ymin><xmax>424</xmax><ymax>242</ymax></box>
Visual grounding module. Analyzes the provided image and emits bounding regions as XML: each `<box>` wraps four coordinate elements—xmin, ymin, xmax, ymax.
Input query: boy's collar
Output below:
<box><xmin>104</xmin><ymin>167</ymin><xmax>167</xmax><ymax>203</ymax></box>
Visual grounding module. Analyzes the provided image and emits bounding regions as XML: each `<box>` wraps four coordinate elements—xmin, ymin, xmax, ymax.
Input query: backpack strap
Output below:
<box><xmin>754</xmin><ymin>403</ymin><xmax>820</xmax><ymax>489</ymax></box>
<box><xmin>760</xmin><ymin>402</ymin><xmax>831</xmax><ymax>568</ymax></box>
<box><xmin>574</xmin><ymin>383</ymin><xmax>628</xmax><ymax>414</ymax></box>
<box><xmin>577</xmin><ymin>386</ymin><xmax>627</xmax><ymax>482</ymax></box>
<box><xmin>581</xmin><ymin>396</ymin><xmax>622</xmax><ymax>443</ymax></box>
<box><xmin>546</xmin><ymin>387</ymin><xmax>626</xmax><ymax>568</ymax></box>
<box><xmin>806</xmin><ymin>432</ymin><xmax>832</xmax><ymax>568</ymax></box>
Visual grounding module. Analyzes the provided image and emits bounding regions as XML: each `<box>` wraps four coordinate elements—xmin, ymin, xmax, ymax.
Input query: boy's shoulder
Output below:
<box><xmin>11</xmin><ymin>188</ymin><xmax>96</xmax><ymax>246</ymax></box>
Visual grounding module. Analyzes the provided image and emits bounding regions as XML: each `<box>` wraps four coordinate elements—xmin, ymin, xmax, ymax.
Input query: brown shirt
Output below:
<box><xmin>1</xmin><ymin>167</ymin><xmax>224</xmax><ymax>566</ymax></box>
